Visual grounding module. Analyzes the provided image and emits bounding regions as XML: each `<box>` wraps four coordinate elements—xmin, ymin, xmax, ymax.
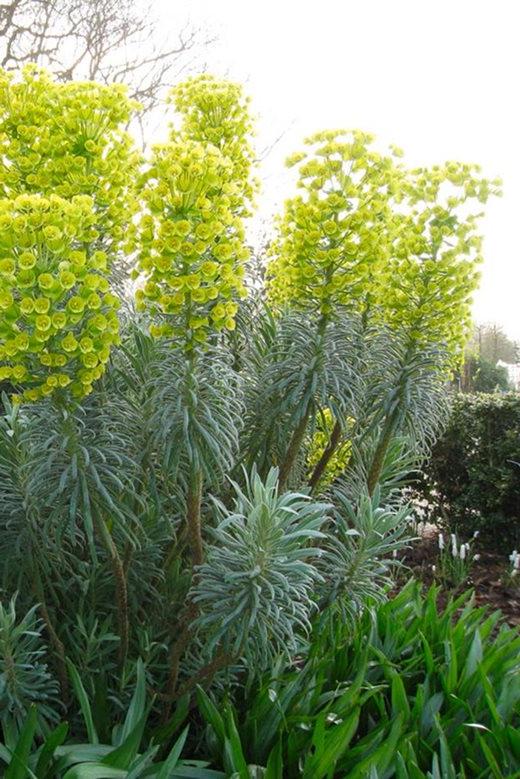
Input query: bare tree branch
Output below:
<box><xmin>0</xmin><ymin>0</ymin><xmax>212</xmax><ymax>117</ymax></box>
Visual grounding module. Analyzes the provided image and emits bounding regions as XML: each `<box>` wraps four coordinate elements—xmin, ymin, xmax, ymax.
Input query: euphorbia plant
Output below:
<box><xmin>0</xmin><ymin>67</ymin><xmax>140</xmax><ymax>677</ymax></box>
<box><xmin>363</xmin><ymin>161</ymin><xmax>501</xmax><ymax>493</ymax></box>
<box><xmin>134</xmin><ymin>74</ymin><xmax>257</xmax><ymax>700</ymax></box>
<box><xmin>264</xmin><ymin>132</ymin><xmax>500</xmax><ymax>492</ymax></box>
<box><xmin>0</xmin><ymin>64</ymin><xmax>502</xmax><ymax>741</ymax></box>
<box><xmin>265</xmin><ymin>130</ymin><xmax>403</xmax><ymax>487</ymax></box>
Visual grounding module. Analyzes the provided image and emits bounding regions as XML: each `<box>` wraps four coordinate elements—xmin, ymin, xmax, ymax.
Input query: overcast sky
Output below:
<box><xmin>159</xmin><ymin>0</ymin><xmax>519</xmax><ymax>340</ymax></box>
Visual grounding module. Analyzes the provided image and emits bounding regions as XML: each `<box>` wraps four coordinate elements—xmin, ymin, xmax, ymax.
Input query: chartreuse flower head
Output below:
<box><xmin>384</xmin><ymin>162</ymin><xmax>502</xmax><ymax>358</ymax></box>
<box><xmin>0</xmin><ymin>195</ymin><xmax>120</xmax><ymax>401</ymax></box>
<box><xmin>169</xmin><ymin>74</ymin><xmax>258</xmax><ymax>216</ymax></box>
<box><xmin>267</xmin><ymin>130</ymin><xmax>404</xmax><ymax>318</ymax></box>
<box><xmin>136</xmin><ymin>76</ymin><xmax>256</xmax><ymax>350</ymax></box>
<box><xmin>0</xmin><ymin>65</ymin><xmax>140</xmax><ymax>253</ymax></box>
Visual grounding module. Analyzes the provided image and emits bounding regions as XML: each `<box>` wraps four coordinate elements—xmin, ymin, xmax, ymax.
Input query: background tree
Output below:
<box><xmin>459</xmin><ymin>353</ymin><xmax>510</xmax><ymax>393</ymax></box>
<box><xmin>0</xmin><ymin>0</ymin><xmax>211</xmax><ymax>121</ymax></box>
<box><xmin>457</xmin><ymin>322</ymin><xmax>517</xmax><ymax>392</ymax></box>
<box><xmin>472</xmin><ymin>322</ymin><xmax>519</xmax><ymax>364</ymax></box>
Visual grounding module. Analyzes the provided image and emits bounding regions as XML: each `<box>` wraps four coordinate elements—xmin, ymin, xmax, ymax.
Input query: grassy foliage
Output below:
<box><xmin>199</xmin><ymin>582</ymin><xmax>520</xmax><ymax>778</ymax></box>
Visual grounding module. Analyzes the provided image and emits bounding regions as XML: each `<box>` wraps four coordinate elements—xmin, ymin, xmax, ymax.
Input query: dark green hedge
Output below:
<box><xmin>420</xmin><ymin>392</ymin><xmax>520</xmax><ymax>547</ymax></box>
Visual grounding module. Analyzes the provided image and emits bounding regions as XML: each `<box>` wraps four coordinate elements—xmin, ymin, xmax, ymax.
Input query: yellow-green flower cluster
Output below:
<box><xmin>136</xmin><ymin>140</ymin><xmax>248</xmax><ymax>345</ymax></box>
<box><xmin>0</xmin><ymin>195</ymin><xmax>120</xmax><ymax>401</ymax></box>
<box><xmin>267</xmin><ymin>130</ymin><xmax>404</xmax><ymax>317</ymax></box>
<box><xmin>384</xmin><ymin>162</ymin><xmax>502</xmax><ymax>356</ymax></box>
<box><xmin>0</xmin><ymin>65</ymin><xmax>140</xmax><ymax>254</ymax></box>
<box><xmin>269</xmin><ymin>128</ymin><xmax>500</xmax><ymax>362</ymax></box>
<box><xmin>136</xmin><ymin>76</ymin><xmax>256</xmax><ymax>348</ymax></box>
<box><xmin>169</xmin><ymin>74</ymin><xmax>257</xmax><ymax>216</ymax></box>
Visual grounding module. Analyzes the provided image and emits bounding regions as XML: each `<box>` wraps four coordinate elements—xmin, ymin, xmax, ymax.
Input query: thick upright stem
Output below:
<box><xmin>162</xmin><ymin>601</ymin><xmax>197</xmax><ymax>722</ymax></box>
<box><xmin>308</xmin><ymin>419</ymin><xmax>342</xmax><ymax>492</ymax></box>
<box><xmin>33</xmin><ymin>565</ymin><xmax>69</xmax><ymax>703</ymax></box>
<box><xmin>95</xmin><ymin>514</ymin><xmax>129</xmax><ymax>667</ymax></box>
<box><xmin>278</xmin><ymin>313</ymin><xmax>330</xmax><ymax>490</ymax></box>
<box><xmin>366</xmin><ymin>340</ymin><xmax>418</xmax><ymax>495</ymax></box>
<box><xmin>366</xmin><ymin>415</ymin><xmax>397</xmax><ymax>495</ymax></box>
<box><xmin>187</xmin><ymin>469</ymin><xmax>203</xmax><ymax>567</ymax></box>
<box><xmin>278</xmin><ymin>405</ymin><xmax>312</xmax><ymax>490</ymax></box>
<box><xmin>162</xmin><ymin>468</ymin><xmax>204</xmax><ymax>719</ymax></box>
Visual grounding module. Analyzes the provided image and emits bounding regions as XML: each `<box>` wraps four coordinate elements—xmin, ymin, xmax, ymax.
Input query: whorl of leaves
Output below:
<box><xmin>148</xmin><ymin>342</ymin><xmax>244</xmax><ymax>487</ymax></box>
<box><xmin>318</xmin><ymin>485</ymin><xmax>411</xmax><ymax>626</ymax></box>
<box><xmin>191</xmin><ymin>468</ymin><xmax>328</xmax><ymax>669</ymax></box>
<box><xmin>241</xmin><ymin>308</ymin><xmax>363</xmax><ymax>475</ymax></box>
<box><xmin>0</xmin><ymin>596</ymin><xmax>60</xmax><ymax>728</ymax></box>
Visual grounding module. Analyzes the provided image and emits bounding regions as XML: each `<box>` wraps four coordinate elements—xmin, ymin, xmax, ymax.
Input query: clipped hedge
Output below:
<box><xmin>420</xmin><ymin>392</ymin><xmax>520</xmax><ymax>546</ymax></box>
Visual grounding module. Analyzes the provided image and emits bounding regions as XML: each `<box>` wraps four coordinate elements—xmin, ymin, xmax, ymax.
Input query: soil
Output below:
<box><xmin>395</xmin><ymin>527</ymin><xmax>520</xmax><ymax>628</ymax></box>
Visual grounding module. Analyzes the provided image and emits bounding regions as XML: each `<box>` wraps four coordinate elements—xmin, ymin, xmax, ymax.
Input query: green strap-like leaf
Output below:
<box><xmin>5</xmin><ymin>705</ymin><xmax>38</xmax><ymax>779</ymax></box>
<box><xmin>67</xmin><ymin>659</ymin><xmax>99</xmax><ymax>744</ymax></box>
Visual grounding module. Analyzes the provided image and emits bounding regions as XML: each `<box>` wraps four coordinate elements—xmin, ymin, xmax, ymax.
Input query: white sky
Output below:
<box><xmin>158</xmin><ymin>0</ymin><xmax>520</xmax><ymax>340</ymax></box>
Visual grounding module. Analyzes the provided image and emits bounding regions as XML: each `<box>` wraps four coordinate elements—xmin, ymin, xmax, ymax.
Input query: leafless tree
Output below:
<box><xmin>0</xmin><ymin>0</ymin><xmax>213</xmax><ymax>115</ymax></box>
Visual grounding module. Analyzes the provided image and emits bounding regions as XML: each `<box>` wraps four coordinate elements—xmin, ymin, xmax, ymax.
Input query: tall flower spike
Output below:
<box><xmin>136</xmin><ymin>76</ymin><xmax>256</xmax><ymax>350</ymax></box>
<box><xmin>267</xmin><ymin>130</ymin><xmax>404</xmax><ymax>318</ymax></box>
<box><xmin>0</xmin><ymin>66</ymin><xmax>140</xmax><ymax>402</ymax></box>
<box><xmin>169</xmin><ymin>74</ymin><xmax>258</xmax><ymax>216</ymax></box>
<box><xmin>0</xmin><ymin>195</ymin><xmax>121</xmax><ymax>401</ymax></box>
<box><xmin>0</xmin><ymin>65</ymin><xmax>140</xmax><ymax>255</ymax></box>
<box><xmin>384</xmin><ymin>162</ymin><xmax>501</xmax><ymax>359</ymax></box>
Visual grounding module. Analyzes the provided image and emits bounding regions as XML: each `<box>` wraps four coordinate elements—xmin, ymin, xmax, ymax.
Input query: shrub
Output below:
<box><xmin>419</xmin><ymin>392</ymin><xmax>520</xmax><ymax>546</ymax></box>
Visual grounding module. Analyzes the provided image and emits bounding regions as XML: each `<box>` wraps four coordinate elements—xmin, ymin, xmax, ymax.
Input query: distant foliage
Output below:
<box><xmin>419</xmin><ymin>392</ymin><xmax>520</xmax><ymax>545</ymax></box>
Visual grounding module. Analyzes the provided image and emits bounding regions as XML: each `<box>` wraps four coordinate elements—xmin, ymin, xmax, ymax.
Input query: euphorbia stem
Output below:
<box><xmin>33</xmin><ymin>565</ymin><xmax>69</xmax><ymax>703</ymax></box>
<box><xmin>162</xmin><ymin>602</ymin><xmax>197</xmax><ymax>722</ymax></box>
<box><xmin>308</xmin><ymin>419</ymin><xmax>342</xmax><ymax>492</ymax></box>
<box><xmin>366</xmin><ymin>415</ymin><xmax>397</xmax><ymax>495</ymax></box>
<box><xmin>187</xmin><ymin>469</ymin><xmax>204</xmax><ymax>567</ymax></box>
<box><xmin>278</xmin><ymin>405</ymin><xmax>312</xmax><ymax>490</ymax></box>
<box><xmin>162</xmin><ymin>468</ymin><xmax>204</xmax><ymax>719</ymax></box>
<box><xmin>279</xmin><ymin>313</ymin><xmax>330</xmax><ymax>491</ymax></box>
<box><xmin>94</xmin><ymin>514</ymin><xmax>129</xmax><ymax>667</ymax></box>
<box><xmin>366</xmin><ymin>341</ymin><xmax>416</xmax><ymax>495</ymax></box>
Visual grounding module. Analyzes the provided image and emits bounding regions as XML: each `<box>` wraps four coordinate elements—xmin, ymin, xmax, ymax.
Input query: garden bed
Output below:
<box><xmin>397</xmin><ymin>528</ymin><xmax>520</xmax><ymax>627</ymax></box>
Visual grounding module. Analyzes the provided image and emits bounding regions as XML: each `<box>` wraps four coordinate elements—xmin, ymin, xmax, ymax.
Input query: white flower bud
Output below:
<box><xmin>460</xmin><ymin>544</ymin><xmax>466</xmax><ymax>560</ymax></box>
<box><xmin>438</xmin><ymin>533</ymin><xmax>444</xmax><ymax>550</ymax></box>
<box><xmin>473</xmin><ymin>554</ymin><xmax>480</xmax><ymax>561</ymax></box>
